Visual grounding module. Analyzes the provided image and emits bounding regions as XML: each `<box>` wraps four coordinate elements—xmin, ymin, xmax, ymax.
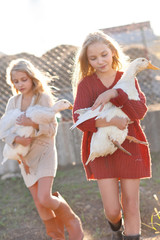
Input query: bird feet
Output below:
<box><xmin>111</xmin><ymin>140</ymin><xmax>132</xmax><ymax>156</ymax></box>
<box><xmin>18</xmin><ymin>154</ymin><xmax>30</xmax><ymax>174</ymax></box>
<box><xmin>17</xmin><ymin>159</ymin><xmax>22</xmax><ymax>164</ymax></box>
<box><xmin>23</xmin><ymin>162</ymin><xmax>30</xmax><ymax>175</ymax></box>
<box><xmin>126</xmin><ymin>135</ymin><xmax>148</xmax><ymax>145</ymax></box>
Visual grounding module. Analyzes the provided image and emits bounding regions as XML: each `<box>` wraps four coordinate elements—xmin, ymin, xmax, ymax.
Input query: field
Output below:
<box><xmin>1</xmin><ymin>153</ymin><xmax>160</xmax><ymax>240</ymax></box>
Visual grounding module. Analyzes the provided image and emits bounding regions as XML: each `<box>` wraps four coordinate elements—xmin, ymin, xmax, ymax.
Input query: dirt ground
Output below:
<box><xmin>1</xmin><ymin>153</ymin><xmax>160</xmax><ymax>240</ymax></box>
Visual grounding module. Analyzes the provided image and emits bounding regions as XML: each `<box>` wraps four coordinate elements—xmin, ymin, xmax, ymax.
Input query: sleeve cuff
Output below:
<box><xmin>77</xmin><ymin>117</ymin><xmax>97</xmax><ymax>132</ymax></box>
<box><xmin>110</xmin><ymin>88</ymin><xmax>128</xmax><ymax>107</ymax></box>
<box><xmin>34</xmin><ymin>123</ymin><xmax>57</xmax><ymax>137</ymax></box>
<box><xmin>34</xmin><ymin>124</ymin><xmax>49</xmax><ymax>137</ymax></box>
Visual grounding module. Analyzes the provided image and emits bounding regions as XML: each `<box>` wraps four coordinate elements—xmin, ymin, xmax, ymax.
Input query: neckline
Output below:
<box><xmin>94</xmin><ymin>71</ymin><xmax>120</xmax><ymax>89</ymax></box>
<box><xmin>20</xmin><ymin>94</ymin><xmax>36</xmax><ymax>112</ymax></box>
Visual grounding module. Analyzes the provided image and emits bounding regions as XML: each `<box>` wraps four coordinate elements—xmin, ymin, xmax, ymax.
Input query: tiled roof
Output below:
<box><xmin>102</xmin><ymin>21</ymin><xmax>151</xmax><ymax>34</ymax></box>
<box><xmin>0</xmin><ymin>45</ymin><xmax>78</xmax><ymax>121</ymax></box>
<box><xmin>0</xmin><ymin>42</ymin><xmax>160</xmax><ymax>122</ymax></box>
<box><xmin>102</xmin><ymin>21</ymin><xmax>157</xmax><ymax>45</ymax></box>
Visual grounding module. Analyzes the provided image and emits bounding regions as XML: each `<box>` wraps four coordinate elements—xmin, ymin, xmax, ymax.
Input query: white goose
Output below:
<box><xmin>71</xmin><ymin>58</ymin><xmax>160</xmax><ymax>165</ymax></box>
<box><xmin>0</xmin><ymin>99</ymin><xmax>72</xmax><ymax>164</ymax></box>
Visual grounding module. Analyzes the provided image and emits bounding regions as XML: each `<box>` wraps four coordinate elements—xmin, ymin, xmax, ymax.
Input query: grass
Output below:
<box><xmin>0</xmin><ymin>164</ymin><xmax>102</xmax><ymax>240</ymax></box>
<box><xmin>1</xmin><ymin>154</ymin><xmax>160</xmax><ymax>239</ymax></box>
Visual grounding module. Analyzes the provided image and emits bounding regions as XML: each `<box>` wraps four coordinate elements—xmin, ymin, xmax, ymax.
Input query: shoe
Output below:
<box><xmin>112</xmin><ymin>230</ymin><xmax>122</xmax><ymax>240</ymax></box>
<box><xmin>53</xmin><ymin>192</ymin><xmax>84</xmax><ymax>240</ymax></box>
<box><xmin>43</xmin><ymin>216</ymin><xmax>65</xmax><ymax>240</ymax></box>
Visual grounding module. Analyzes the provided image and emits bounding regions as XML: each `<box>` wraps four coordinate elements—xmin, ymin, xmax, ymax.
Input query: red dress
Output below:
<box><xmin>73</xmin><ymin>72</ymin><xmax>151</xmax><ymax>180</ymax></box>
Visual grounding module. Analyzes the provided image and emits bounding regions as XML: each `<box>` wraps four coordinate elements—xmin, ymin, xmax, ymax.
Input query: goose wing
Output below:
<box><xmin>26</xmin><ymin>105</ymin><xmax>56</xmax><ymax>124</ymax></box>
<box><xmin>0</xmin><ymin>109</ymin><xmax>22</xmax><ymax>139</ymax></box>
<box><xmin>71</xmin><ymin>106</ymin><xmax>101</xmax><ymax>130</ymax></box>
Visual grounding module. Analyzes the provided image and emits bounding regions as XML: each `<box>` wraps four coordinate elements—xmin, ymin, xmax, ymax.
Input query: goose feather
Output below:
<box><xmin>0</xmin><ymin>99</ymin><xmax>72</xmax><ymax>164</ymax></box>
<box><xmin>71</xmin><ymin>58</ymin><xmax>160</xmax><ymax>165</ymax></box>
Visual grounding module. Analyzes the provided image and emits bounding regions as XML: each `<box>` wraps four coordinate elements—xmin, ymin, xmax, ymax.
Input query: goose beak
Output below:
<box><xmin>69</xmin><ymin>104</ymin><xmax>73</xmax><ymax>110</ymax></box>
<box><xmin>147</xmin><ymin>62</ymin><xmax>160</xmax><ymax>70</ymax></box>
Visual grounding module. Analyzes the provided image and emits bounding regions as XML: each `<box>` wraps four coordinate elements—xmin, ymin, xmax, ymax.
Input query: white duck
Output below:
<box><xmin>0</xmin><ymin>99</ymin><xmax>72</xmax><ymax>164</ymax></box>
<box><xmin>71</xmin><ymin>58</ymin><xmax>160</xmax><ymax>165</ymax></box>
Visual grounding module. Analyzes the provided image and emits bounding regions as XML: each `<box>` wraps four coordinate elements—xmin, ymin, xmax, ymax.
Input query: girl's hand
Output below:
<box><xmin>16</xmin><ymin>113</ymin><xmax>32</xmax><ymax>126</ymax></box>
<box><xmin>14</xmin><ymin>136</ymin><xmax>33</xmax><ymax>146</ymax></box>
<box><xmin>110</xmin><ymin>116</ymin><xmax>129</xmax><ymax>130</ymax></box>
<box><xmin>92</xmin><ymin>89</ymin><xmax>118</xmax><ymax>111</ymax></box>
<box><xmin>96</xmin><ymin>116</ymin><xmax>129</xmax><ymax>130</ymax></box>
<box><xmin>16</xmin><ymin>113</ymin><xmax>39</xmax><ymax>130</ymax></box>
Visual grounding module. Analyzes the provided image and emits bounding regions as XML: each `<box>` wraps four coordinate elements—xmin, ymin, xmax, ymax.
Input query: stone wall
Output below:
<box><xmin>142</xmin><ymin>105</ymin><xmax>160</xmax><ymax>153</ymax></box>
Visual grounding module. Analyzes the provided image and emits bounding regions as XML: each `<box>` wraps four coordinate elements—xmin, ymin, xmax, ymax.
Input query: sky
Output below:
<box><xmin>0</xmin><ymin>0</ymin><xmax>159</xmax><ymax>57</ymax></box>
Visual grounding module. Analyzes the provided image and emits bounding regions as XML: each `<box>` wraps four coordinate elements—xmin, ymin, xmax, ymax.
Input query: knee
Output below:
<box><xmin>38</xmin><ymin>192</ymin><xmax>50</xmax><ymax>207</ymax></box>
<box><xmin>104</xmin><ymin>205</ymin><xmax>121</xmax><ymax>221</ymax></box>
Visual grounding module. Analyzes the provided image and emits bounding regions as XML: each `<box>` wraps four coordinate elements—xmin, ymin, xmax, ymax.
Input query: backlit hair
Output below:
<box><xmin>72</xmin><ymin>30</ymin><xmax>130</xmax><ymax>97</ymax></box>
<box><xmin>6</xmin><ymin>58</ymin><xmax>53</xmax><ymax>97</ymax></box>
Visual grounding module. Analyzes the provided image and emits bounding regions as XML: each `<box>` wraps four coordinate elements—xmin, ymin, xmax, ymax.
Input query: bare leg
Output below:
<box><xmin>121</xmin><ymin>179</ymin><xmax>141</xmax><ymax>235</ymax></box>
<box><xmin>98</xmin><ymin>178</ymin><xmax>122</xmax><ymax>239</ymax></box>
<box><xmin>97</xmin><ymin>178</ymin><xmax>122</xmax><ymax>223</ymax></box>
<box><xmin>29</xmin><ymin>181</ymin><xmax>55</xmax><ymax>220</ymax></box>
<box><xmin>37</xmin><ymin>177</ymin><xmax>61</xmax><ymax>210</ymax></box>
<box><xmin>29</xmin><ymin>180</ymin><xmax>65</xmax><ymax>239</ymax></box>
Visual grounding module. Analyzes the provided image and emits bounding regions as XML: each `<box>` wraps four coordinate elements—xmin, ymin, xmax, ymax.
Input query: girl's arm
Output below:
<box><xmin>16</xmin><ymin>114</ymin><xmax>39</xmax><ymax>130</ymax></box>
<box><xmin>95</xmin><ymin>116</ymin><xmax>129</xmax><ymax>130</ymax></box>
<box><xmin>92</xmin><ymin>79</ymin><xmax>147</xmax><ymax>121</ymax></box>
<box><xmin>92</xmin><ymin>89</ymin><xmax>118</xmax><ymax>111</ymax></box>
<box><xmin>73</xmin><ymin>81</ymin><xmax>98</xmax><ymax>133</ymax></box>
<box><xmin>32</xmin><ymin>94</ymin><xmax>57</xmax><ymax>137</ymax></box>
<box><xmin>73</xmin><ymin>81</ymin><xmax>128</xmax><ymax>132</ymax></box>
<box><xmin>14</xmin><ymin>136</ymin><xmax>32</xmax><ymax>146</ymax></box>
<box><xmin>16</xmin><ymin>94</ymin><xmax>57</xmax><ymax>138</ymax></box>
<box><xmin>16</xmin><ymin>108</ymin><xmax>57</xmax><ymax>138</ymax></box>
<box><xmin>110</xmin><ymin>79</ymin><xmax>147</xmax><ymax>121</ymax></box>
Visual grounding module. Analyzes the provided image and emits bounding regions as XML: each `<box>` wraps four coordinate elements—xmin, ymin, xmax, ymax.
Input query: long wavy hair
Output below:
<box><xmin>72</xmin><ymin>30</ymin><xmax>130</xmax><ymax>97</ymax></box>
<box><xmin>6</xmin><ymin>58</ymin><xmax>54</xmax><ymax>98</ymax></box>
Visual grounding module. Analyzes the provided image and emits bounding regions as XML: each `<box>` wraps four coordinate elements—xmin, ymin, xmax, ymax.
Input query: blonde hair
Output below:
<box><xmin>72</xmin><ymin>30</ymin><xmax>130</xmax><ymax>97</ymax></box>
<box><xmin>6</xmin><ymin>58</ymin><xmax>53</xmax><ymax>98</ymax></box>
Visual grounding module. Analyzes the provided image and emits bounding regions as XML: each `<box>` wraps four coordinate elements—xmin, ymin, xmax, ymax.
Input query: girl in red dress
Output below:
<box><xmin>72</xmin><ymin>31</ymin><xmax>151</xmax><ymax>240</ymax></box>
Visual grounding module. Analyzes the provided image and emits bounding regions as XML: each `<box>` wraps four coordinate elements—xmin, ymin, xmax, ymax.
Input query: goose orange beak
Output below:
<box><xmin>69</xmin><ymin>104</ymin><xmax>73</xmax><ymax>110</ymax></box>
<box><xmin>147</xmin><ymin>62</ymin><xmax>160</xmax><ymax>70</ymax></box>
